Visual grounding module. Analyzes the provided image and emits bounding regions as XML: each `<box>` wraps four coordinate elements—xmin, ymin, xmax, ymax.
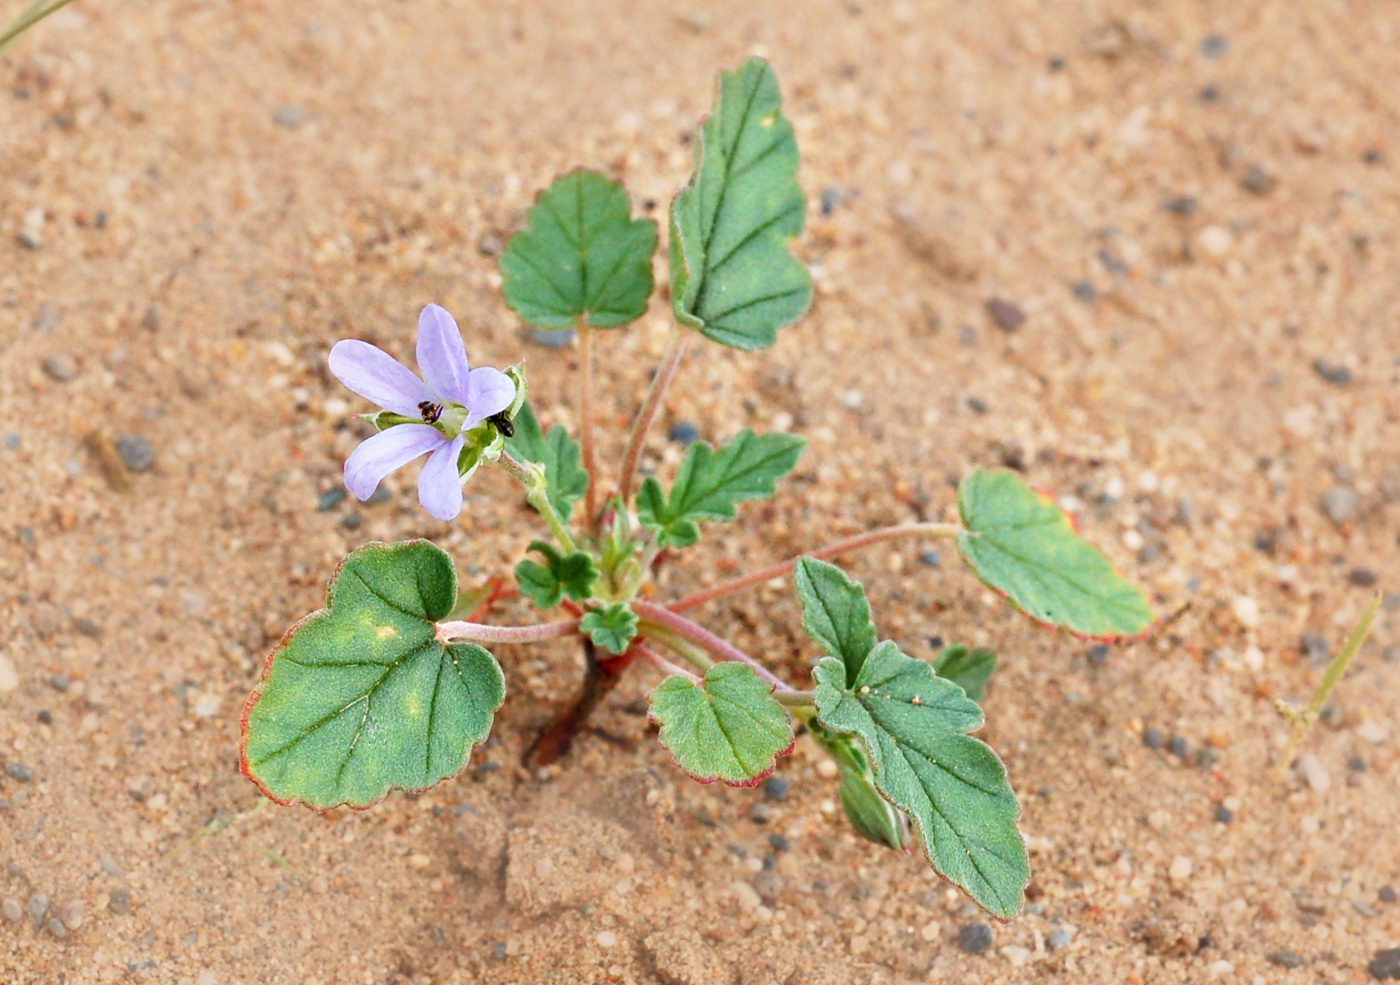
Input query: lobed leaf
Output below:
<box><xmin>504</xmin><ymin>402</ymin><xmax>589</xmax><ymax>522</ymax></box>
<box><xmin>579</xmin><ymin>602</ymin><xmax>639</xmax><ymax>655</ymax></box>
<box><xmin>501</xmin><ymin>169</ymin><xmax>657</xmax><ymax>329</ymax></box>
<box><xmin>956</xmin><ymin>469</ymin><xmax>1155</xmax><ymax>639</ymax></box>
<box><xmin>241</xmin><ymin>541</ymin><xmax>505</xmax><ymax>810</ymax></box>
<box><xmin>670</xmin><ymin>57</ymin><xmax>812</xmax><ymax>350</ymax></box>
<box><xmin>649</xmin><ymin>663</ymin><xmax>794</xmax><ymax>785</ymax></box>
<box><xmin>514</xmin><ymin>540</ymin><xmax>599</xmax><ymax>610</ymax></box>
<box><xmin>794</xmin><ymin>556</ymin><xmax>878</xmax><ymax>682</ymax></box>
<box><xmin>933</xmin><ymin>644</ymin><xmax>997</xmax><ymax>703</ymax></box>
<box><xmin>638</xmin><ymin>429</ymin><xmax>805</xmax><ymax>548</ymax></box>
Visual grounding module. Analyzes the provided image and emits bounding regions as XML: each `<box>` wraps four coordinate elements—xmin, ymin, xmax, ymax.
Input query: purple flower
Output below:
<box><xmin>328</xmin><ymin>304</ymin><xmax>516</xmax><ymax>521</ymax></box>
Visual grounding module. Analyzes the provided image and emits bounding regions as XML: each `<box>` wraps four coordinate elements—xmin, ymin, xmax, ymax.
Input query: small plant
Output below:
<box><xmin>238</xmin><ymin>58</ymin><xmax>1154</xmax><ymax>919</ymax></box>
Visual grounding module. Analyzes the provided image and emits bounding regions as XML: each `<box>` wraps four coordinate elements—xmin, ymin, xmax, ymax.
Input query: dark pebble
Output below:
<box><xmin>1370</xmin><ymin>948</ymin><xmax>1400</xmax><ymax>980</ymax></box>
<box><xmin>1350</xmin><ymin>568</ymin><xmax>1378</xmax><ymax>588</ymax></box>
<box><xmin>1199</xmin><ymin>84</ymin><xmax>1220</xmax><ymax>102</ymax></box>
<box><xmin>984</xmin><ymin>297</ymin><xmax>1026</xmax><ymax>332</ymax></box>
<box><xmin>1363</xmin><ymin>147</ymin><xmax>1384</xmax><ymax>166</ymax></box>
<box><xmin>1213</xmin><ymin>804</ymin><xmax>1234</xmax><ymax>824</ymax></box>
<box><xmin>1242</xmin><ymin>163</ymin><xmax>1275</xmax><ymax>195</ymax></box>
<box><xmin>1167</xmin><ymin>735</ymin><xmax>1190</xmax><ymax>758</ymax></box>
<box><xmin>115</xmin><ymin>435</ymin><xmax>156</xmax><ymax>473</ymax></box>
<box><xmin>1087</xmin><ymin>644</ymin><xmax>1109</xmax><ymax>667</ymax></box>
<box><xmin>749</xmin><ymin>803</ymin><xmax>772</xmax><ymax>824</ymax></box>
<box><xmin>1142</xmin><ymin>727</ymin><xmax>1164</xmax><ymax>750</ymax></box>
<box><xmin>1137</xmin><ymin>543</ymin><xmax>1162</xmax><ymax>564</ymax></box>
<box><xmin>667</xmin><ymin>421</ymin><xmax>699</xmax><ymax>445</ymax></box>
<box><xmin>761</xmin><ymin>776</ymin><xmax>789</xmax><ymax>802</ymax></box>
<box><xmin>42</xmin><ymin>353</ymin><xmax>79</xmax><ymax>381</ymax></box>
<box><xmin>958</xmin><ymin>324</ymin><xmax>978</xmax><ymax>346</ymax></box>
<box><xmin>525</xmin><ymin>326</ymin><xmax>575</xmax><ymax>348</ymax></box>
<box><xmin>1313</xmin><ymin>358</ymin><xmax>1354</xmax><ymax>386</ymax></box>
<box><xmin>957</xmin><ymin>922</ymin><xmax>993</xmax><ymax>955</ymax></box>
<box><xmin>109</xmin><ymin>888</ymin><xmax>132</xmax><ymax>915</ymax></box>
<box><xmin>819</xmin><ymin>187</ymin><xmax>843</xmax><ymax>216</ymax></box>
<box><xmin>340</xmin><ymin>512</ymin><xmax>363</xmax><ymax>531</ymax></box>
<box><xmin>367</xmin><ymin>487</ymin><xmax>392</xmax><ymax>506</ymax></box>
<box><xmin>1047</xmin><ymin>928</ymin><xmax>1073</xmax><ymax>950</ymax></box>
<box><xmin>491</xmin><ymin>941</ymin><xmax>508</xmax><ymax>961</ymax></box>
<box><xmin>1268</xmin><ymin>951</ymin><xmax>1304</xmax><ymax>969</ymax></box>
<box><xmin>73</xmin><ymin>617</ymin><xmax>102</xmax><ymax>638</ymax></box>
<box><xmin>1379</xmin><ymin>886</ymin><xmax>1397</xmax><ymax>904</ymax></box>
<box><xmin>919</xmin><ymin>549</ymin><xmax>941</xmax><ymax>568</ymax></box>
<box><xmin>3</xmin><ymin>434</ymin><xmax>18</xmax><ymax>450</ymax></box>
<box><xmin>49</xmin><ymin>674</ymin><xmax>70</xmax><ymax>692</ymax></box>
<box><xmin>1301</xmin><ymin>634</ymin><xmax>1330</xmax><ymax>664</ymax></box>
<box><xmin>1253</xmin><ymin>528</ymin><xmax>1279</xmax><ymax>554</ymax></box>
<box><xmin>273</xmin><ymin>104</ymin><xmax>308</xmax><ymax>129</ymax></box>
<box><xmin>36</xmin><ymin>711</ymin><xmax>52</xmax><ymax>725</ymax></box>
<box><xmin>6</xmin><ymin>763</ymin><xmax>33</xmax><ymax>783</ymax></box>
<box><xmin>317</xmin><ymin>488</ymin><xmax>346</xmax><ymax>511</ymax></box>
<box><xmin>1196</xmin><ymin>748</ymin><xmax>1221</xmax><ymax>769</ymax></box>
<box><xmin>1162</xmin><ymin>195</ymin><xmax>1197</xmax><ymax>216</ymax></box>
<box><xmin>1199</xmin><ymin>34</ymin><xmax>1230</xmax><ymax>58</ymax></box>
<box><xmin>1347</xmin><ymin>756</ymin><xmax>1368</xmax><ymax>772</ymax></box>
<box><xmin>767</xmin><ymin>833</ymin><xmax>790</xmax><ymax>853</ymax></box>
<box><xmin>1071</xmin><ymin>280</ymin><xmax>1097</xmax><ymax>302</ymax></box>
<box><xmin>966</xmin><ymin>396</ymin><xmax>989</xmax><ymax>415</ymax></box>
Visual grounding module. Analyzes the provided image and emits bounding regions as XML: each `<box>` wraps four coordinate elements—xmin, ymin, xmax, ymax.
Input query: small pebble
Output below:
<box><xmin>108</xmin><ymin>888</ymin><xmax>131</xmax><ymax>915</ymax></box>
<box><xmin>1301</xmin><ymin>633</ymin><xmax>1330</xmax><ymax>664</ymax></box>
<box><xmin>1378</xmin><ymin>886</ymin><xmax>1397</xmax><ymax>904</ymax></box>
<box><xmin>1294</xmin><ymin>753</ymin><xmax>1330</xmax><ymax>792</ymax></box>
<box><xmin>74</xmin><ymin>617</ymin><xmax>102</xmax><ymax>637</ymax></box>
<box><xmin>957</xmin><ymin>922</ymin><xmax>993</xmax><ymax>955</ymax></box>
<box><xmin>2</xmin><ymin>898</ymin><xmax>20</xmax><ymax>923</ymax></box>
<box><xmin>761</xmin><ymin>776</ymin><xmax>789</xmax><ymax>802</ymax></box>
<box><xmin>1268</xmin><ymin>951</ymin><xmax>1304</xmax><ymax>969</ymax></box>
<box><xmin>317</xmin><ymin>487</ymin><xmax>346</xmax><ymax>511</ymax></box>
<box><xmin>984</xmin><ymin>297</ymin><xmax>1026</xmax><ymax>332</ymax></box>
<box><xmin>1370</xmin><ymin>948</ymin><xmax>1400</xmax><ymax>980</ymax></box>
<box><xmin>1196</xmin><ymin>747</ymin><xmax>1221</xmax><ymax>769</ymax></box>
<box><xmin>116</xmin><ymin>435</ymin><xmax>156</xmax><ymax>473</ymax></box>
<box><xmin>1087</xmin><ymin>644</ymin><xmax>1109</xmax><ymax>667</ymax></box>
<box><xmin>596</xmin><ymin>930</ymin><xmax>617</xmax><ymax>948</ymax></box>
<box><xmin>58</xmin><ymin>898</ymin><xmax>84</xmax><ymax>930</ymax></box>
<box><xmin>273</xmin><ymin>104</ymin><xmax>308</xmax><ymax>129</ymax></box>
<box><xmin>819</xmin><ymin>186</ymin><xmax>843</xmax><ymax>216</ymax></box>
<box><xmin>1071</xmin><ymin>280</ymin><xmax>1096</xmax><ymax>302</ymax></box>
<box><xmin>6</xmin><ymin>763</ymin><xmax>33</xmax><ymax>782</ymax></box>
<box><xmin>1350</xmin><ymin>568</ymin><xmax>1378</xmax><ymax>588</ymax></box>
<box><xmin>1167</xmin><ymin>735</ymin><xmax>1190</xmax><ymax>759</ymax></box>
<box><xmin>966</xmin><ymin>396</ymin><xmax>989</xmax><ymax>415</ymax></box>
<box><xmin>1242</xmin><ymin>163</ymin><xmax>1275</xmax><ymax>195</ymax></box>
<box><xmin>918</xmin><ymin>549</ymin><xmax>941</xmax><ymax>568</ymax></box>
<box><xmin>46</xmin><ymin>918</ymin><xmax>67</xmax><ymax>939</ymax></box>
<box><xmin>1322</xmin><ymin>486</ymin><xmax>1358</xmax><ymax>524</ymax></box>
<box><xmin>525</xmin><ymin>326</ymin><xmax>575</xmax><ymax>348</ymax></box>
<box><xmin>1231</xmin><ymin>595</ymin><xmax>1260</xmax><ymax>629</ymax></box>
<box><xmin>749</xmin><ymin>803</ymin><xmax>772</xmax><ymax>824</ymax></box>
<box><xmin>491</xmin><ymin>941</ymin><xmax>508</xmax><ymax>960</ymax></box>
<box><xmin>1168</xmin><ymin>856</ymin><xmax>1193</xmax><ymax>880</ymax></box>
<box><xmin>17</xmin><ymin>229</ymin><xmax>42</xmax><ymax>250</ymax></box>
<box><xmin>1312</xmin><ymin>358</ymin><xmax>1353</xmax><ymax>385</ymax></box>
<box><xmin>767</xmin><ymin>833</ymin><xmax>789</xmax><ymax>853</ymax></box>
<box><xmin>1162</xmin><ymin>195</ymin><xmax>1197</xmax><ymax>215</ymax></box>
<box><xmin>667</xmin><ymin>421</ymin><xmax>699</xmax><ymax>445</ymax></box>
<box><xmin>42</xmin><ymin>353</ymin><xmax>79</xmax><ymax>381</ymax></box>
<box><xmin>841</xmin><ymin>388</ymin><xmax>864</xmax><ymax>411</ymax></box>
<box><xmin>1047</xmin><ymin>928</ymin><xmax>1073</xmax><ymax>951</ymax></box>
<box><xmin>3</xmin><ymin>434</ymin><xmax>18</xmax><ymax>450</ymax></box>
<box><xmin>100</xmin><ymin>856</ymin><xmax>123</xmax><ymax>878</ymax></box>
<box><xmin>1199</xmin><ymin>34</ymin><xmax>1230</xmax><ymax>58</ymax></box>
<box><xmin>49</xmin><ymin>673</ymin><xmax>70</xmax><ymax>692</ymax></box>
<box><xmin>1142</xmin><ymin>728</ymin><xmax>1164</xmax><ymax>749</ymax></box>
<box><xmin>1347</xmin><ymin>756</ymin><xmax>1367</xmax><ymax>773</ymax></box>
<box><xmin>1197</xmin><ymin>225</ymin><xmax>1232</xmax><ymax>258</ymax></box>
<box><xmin>340</xmin><ymin>512</ymin><xmax>363</xmax><ymax>531</ymax></box>
<box><xmin>0</xmin><ymin>654</ymin><xmax>18</xmax><ymax>693</ymax></box>
<box><xmin>27</xmin><ymin>893</ymin><xmax>49</xmax><ymax>926</ymax></box>
<box><xmin>1213</xmin><ymin>804</ymin><xmax>1234</xmax><ymax>824</ymax></box>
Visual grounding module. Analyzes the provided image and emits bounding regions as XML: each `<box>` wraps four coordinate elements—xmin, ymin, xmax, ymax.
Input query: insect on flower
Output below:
<box><xmin>327</xmin><ymin>303</ymin><xmax>516</xmax><ymax>521</ymax></box>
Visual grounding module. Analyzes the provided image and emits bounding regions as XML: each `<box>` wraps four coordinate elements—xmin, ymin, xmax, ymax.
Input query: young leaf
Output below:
<box><xmin>514</xmin><ymin>540</ymin><xmax>599</xmax><ymax>609</ymax></box>
<box><xmin>956</xmin><ymin>469</ymin><xmax>1155</xmax><ymax>639</ymax></box>
<box><xmin>794</xmin><ymin>556</ymin><xmax>878</xmax><ymax>681</ymax></box>
<box><xmin>579</xmin><ymin>602</ymin><xmax>639</xmax><ymax>655</ymax></box>
<box><xmin>933</xmin><ymin>644</ymin><xmax>997</xmax><ymax>702</ymax></box>
<box><xmin>500</xmin><ymin>169</ymin><xmax>657</xmax><ymax>329</ymax></box>
<box><xmin>241</xmin><ymin>541</ymin><xmax>505</xmax><ymax>810</ymax></box>
<box><xmin>649</xmin><ymin>663</ymin><xmax>794</xmax><ymax>785</ymax></box>
<box><xmin>670</xmin><ymin>57</ymin><xmax>812</xmax><ymax>350</ymax></box>
<box><xmin>504</xmin><ymin>402</ymin><xmax>589</xmax><ymax>522</ymax></box>
<box><xmin>809</xmin><ymin>720</ymin><xmax>908</xmax><ymax>849</ymax></box>
<box><xmin>814</xmin><ymin>642</ymin><xmax>1028</xmax><ymax>919</ymax></box>
<box><xmin>637</xmin><ymin>430</ymin><xmax>805</xmax><ymax>548</ymax></box>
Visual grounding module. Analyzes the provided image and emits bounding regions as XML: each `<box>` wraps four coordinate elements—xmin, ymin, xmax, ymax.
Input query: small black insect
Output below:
<box><xmin>418</xmin><ymin>401</ymin><xmax>443</xmax><ymax>423</ymax></box>
<box><xmin>488</xmin><ymin>411</ymin><xmax>514</xmax><ymax>438</ymax></box>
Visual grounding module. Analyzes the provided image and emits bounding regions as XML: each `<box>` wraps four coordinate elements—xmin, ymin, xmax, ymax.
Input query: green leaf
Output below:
<box><xmin>794</xmin><ymin>557</ymin><xmax>879</xmax><ymax>682</ymax></box>
<box><xmin>637</xmin><ymin>430</ymin><xmax>805</xmax><ymax>548</ymax></box>
<box><xmin>809</xmin><ymin>720</ymin><xmax>908</xmax><ymax>849</ymax></box>
<box><xmin>670</xmin><ymin>57</ymin><xmax>812</xmax><ymax>350</ymax></box>
<box><xmin>579</xmin><ymin>602</ymin><xmax>639</xmax><ymax>656</ymax></box>
<box><xmin>933</xmin><ymin>645</ymin><xmax>997</xmax><ymax>703</ymax></box>
<box><xmin>501</xmin><ymin>169</ymin><xmax>657</xmax><ymax>329</ymax></box>
<box><xmin>241</xmin><ymin>541</ymin><xmax>505</xmax><ymax>810</ymax></box>
<box><xmin>514</xmin><ymin>541</ymin><xmax>600</xmax><ymax>609</ymax></box>
<box><xmin>956</xmin><ymin>469</ymin><xmax>1155</xmax><ymax>639</ymax></box>
<box><xmin>649</xmin><ymin>664</ymin><xmax>794</xmax><ymax>785</ymax></box>
<box><xmin>814</xmin><ymin>643</ymin><xmax>1028</xmax><ymax>919</ymax></box>
<box><xmin>504</xmin><ymin>402</ymin><xmax>589</xmax><ymax>522</ymax></box>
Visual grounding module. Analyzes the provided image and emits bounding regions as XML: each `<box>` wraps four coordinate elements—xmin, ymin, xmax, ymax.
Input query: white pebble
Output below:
<box><xmin>1168</xmin><ymin>856</ymin><xmax>1193</xmax><ymax>880</ymax></box>
<box><xmin>596</xmin><ymin>930</ymin><xmax>617</xmax><ymax>948</ymax></box>
<box><xmin>1231</xmin><ymin>596</ymin><xmax>1260</xmax><ymax>629</ymax></box>
<box><xmin>1356</xmin><ymin>721</ymin><xmax>1388</xmax><ymax>744</ymax></box>
<box><xmin>0</xmin><ymin>653</ymin><xmax>17</xmax><ymax>693</ymax></box>
<box><xmin>1197</xmin><ymin>225</ymin><xmax>1232</xmax><ymax>259</ymax></box>
<box><xmin>192</xmin><ymin>693</ymin><xmax>220</xmax><ymax>719</ymax></box>
<box><xmin>731</xmin><ymin>880</ymin><xmax>762</xmax><ymax>912</ymax></box>
<box><xmin>1294</xmin><ymin>753</ymin><xmax>1330</xmax><ymax>793</ymax></box>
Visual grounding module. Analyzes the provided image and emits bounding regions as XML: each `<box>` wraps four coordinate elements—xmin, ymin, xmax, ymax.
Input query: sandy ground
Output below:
<box><xmin>2</xmin><ymin>0</ymin><xmax>1399</xmax><ymax>982</ymax></box>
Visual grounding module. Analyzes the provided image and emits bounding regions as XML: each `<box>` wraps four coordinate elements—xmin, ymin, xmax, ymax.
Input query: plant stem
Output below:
<box><xmin>774</xmin><ymin>689</ymin><xmax>816</xmax><ymax>708</ymax></box>
<box><xmin>618</xmin><ymin>322</ymin><xmax>688</xmax><ymax>503</ymax></box>
<box><xmin>0</xmin><ymin>0</ymin><xmax>76</xmax><ymax>53</ymax></box>
<box><xmin>639</xmin><ymin>624</ymin><xmax>715</xmax><ymax>673</ymax></box>
<box><xmin>577</xmin><ymin>319</ymin><xmax>599</xmax><ymax>530</ymax></box>
<box><xmin>497</xmin><ymin>449</ymin><xmax>578</xmax><ymax>553</ymax></box>
<box><xmin>435</xmin><ymin>618</ymin><xmax>579</xmax><ymax>645</ymax></box>
<box><xmin>666</xmin><ymin>521</ymin><xmax>964</xmax><ymax>613</ymax></box>
<box><xmin>635</xmin><ymin>643</ymin><xmax>701</xmax><ymax>683</ymax></box>
<box><xmin>631</xmin><ymin>600</ymin><xmax>793</xmax><ymax>692</ymax></box>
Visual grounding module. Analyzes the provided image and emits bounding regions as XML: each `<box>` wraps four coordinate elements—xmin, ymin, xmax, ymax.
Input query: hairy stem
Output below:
<box><xmin>635</xmin><ymin>643</ymin><xmax>701</xmax><ymax>683</ymax></box>
<box><xmin>631</xmin><ymin>600</ymin><xmax>793</xmax><ymax>692</ymax></box>
<box><xmin>775</xmin><ymin>689</ymin><xmax>817</xmax><ymax>708</ymax></box>
<box><xmin>497</xmin><ymin>449</ymin><xmax>578</xmax><ymax>553</ymax></box>
<box><xmin>639</xmin><ymin>624</ymin><xmax>715</xmax><ymax>673</ymax></box>
<box><xmin>0</xmin><ymin>0</ymin><xmax>76</xmax><ymax>52</ymax></box>
<box><xmin>667</xmin><ymin>521</ymin><xmax>964</xmax><ymax>613</ymax></box>
<box><xmin>577</xmin><ymin>319</ymin><xmax>599</xmax><ymax>530</ymax></box>
<box><xmin>618</xmin><ymin>322</ymin><xmax>688</xmax><ymax>503</ymax></box>
<box><xmin>435</xmin><ymin>618</ymin><xmax>579</xmax><ymax>645</ymax></box>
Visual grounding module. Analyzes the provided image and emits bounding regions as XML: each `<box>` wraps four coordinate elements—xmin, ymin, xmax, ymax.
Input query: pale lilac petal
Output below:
<box><xmin>417</xmin><ymin>435</ymin><xmax>466</xmax><ymax>521</ymax></box>
<box><xmin>343</xmin><ymin>424</ymin><xmax>444</xmax><ymax>501</ymax></box>
<box><xmin>461</xmin><ymin>366</ymin><xmax>517</xmax><ymax>429</ymax></box>
<box><xmin>329</xmin><ymin>339</ymin><xmax>435</xmax><ymax>416</ymax></box>
<box><xmin>415</xmin><ymin>304</ymin><xmax>472</xmax><ymax>404</ymax></box>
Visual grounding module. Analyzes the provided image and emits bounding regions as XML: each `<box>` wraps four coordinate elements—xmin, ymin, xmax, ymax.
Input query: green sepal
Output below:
<box><xmin>361</xmin><ymin>410</ymin><xmax>420</xmax><ymax>431</ymax></box>
<box><xmin>637</xmin><ymin>430</ymin><xmax>805</xmax><ymax>548</ymax></box>
<box><xmin>240</xmin><ymin>541</ymin><xmax>505</xmax><ymax>810</ymax></box>
<box><xmin>514</xmin><ymin>540</ymin><xmax>600</xmax><ymax>609</ymax></box>
<box><xmin>933</xmin><ymin>645</ymin><xmax>997</xmax><ymax>703</ymax></box>
<box><xmin>579</xmin><ymin>602</ymin><xmax>639</xmax><ymax>656</ymax></box>
<box><xmin>500</xmin><ymin>169</ymin><xmax>657</xmax><ymax>329</ymax></box>
<box><xmin>649</xmin><ymin>663</ymin><xmax>794</xmax><ymax>786</ymax></box>
<box><xmin>809</xmin><ymin>719</ymin><xmax>908</xmax><ymax>849</ymax></box>
<box><xmin>956</xmin><ymin>469</ymin><xmax>1155</xmax><ymax>639</ymax></box>
<box><xmin>503</xmin><ymin>402</ymin><xmax>589</xmax><ymax>523</ymax></box>
<box><xmin>670</xmin><ymin>58</ymin><xmax>812</xmax><ymax>350</ymax></box>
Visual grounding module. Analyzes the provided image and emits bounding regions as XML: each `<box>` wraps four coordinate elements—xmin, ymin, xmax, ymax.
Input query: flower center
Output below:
<box><xmin>418</xmin><ymin>401</ymin><xmax>444</xmax><ymax>424</ymax></box>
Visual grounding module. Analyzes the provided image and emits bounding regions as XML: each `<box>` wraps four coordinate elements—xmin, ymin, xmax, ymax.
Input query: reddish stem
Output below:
<box><xmin>618</xmin><ymin>324</ymin><xmax>689</xmax><ymax>503</ymax></box>
<box><xmin>630</xmin><ymin>600</ymin><xmax>792</xmax><ymax>691</ymax></box>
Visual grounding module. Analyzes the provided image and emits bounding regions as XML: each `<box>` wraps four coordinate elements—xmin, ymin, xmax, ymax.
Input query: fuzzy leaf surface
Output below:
<box><xmin>504</xmin><ymin>402</ymin><xmax>589</xmax><ymax>522</ymax></box>
<box><xmin>794</xmin><ymin>557</ymin><xmax>879</xmax><ymax>681</ymax></box>
<box><xmin>637</xmin><ymin>430</ymin><xmax>804</xmax><ymax>548</ymax></box>
<box><xmin>814</xmin><ymin>643</ymin><xmax>1028</xmax><ymax>918</ymax></box>
<box><xmin>514</xmin><ymin>541</ymin><xmax>599</xmax><ymax>610</ymax></box>
<box><xmin>579</xmin><ymin>602</ymin><xmax>638</xmax><ymax>655</ymax></box>
<box><xmin>241</xmin><ymin>541</ymin><xmax>504</xmax><ymax>810</ymax></box>
<box><xmin>670</xmin><ymin>57</ymin><xmax>811</xmax><ymax>350</ymax></box>
<box><xmin>501</xmin><ymin>169</ymin><xmax>656</xmax><ymax>329</ymax></box>
<box><xmin>933</xmin><ymin>644</ymin><xmax>997</xmax><ymax>702</ymax></box>
<box><xmin>650</xmin><ymin>663</ymin><xmax>793</xmax><ymax>785</ymax></box>
<box><xmin>957</xmin><ymin>469</ymin><xmax>1154</xmax><ymax>638</ymax></box>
